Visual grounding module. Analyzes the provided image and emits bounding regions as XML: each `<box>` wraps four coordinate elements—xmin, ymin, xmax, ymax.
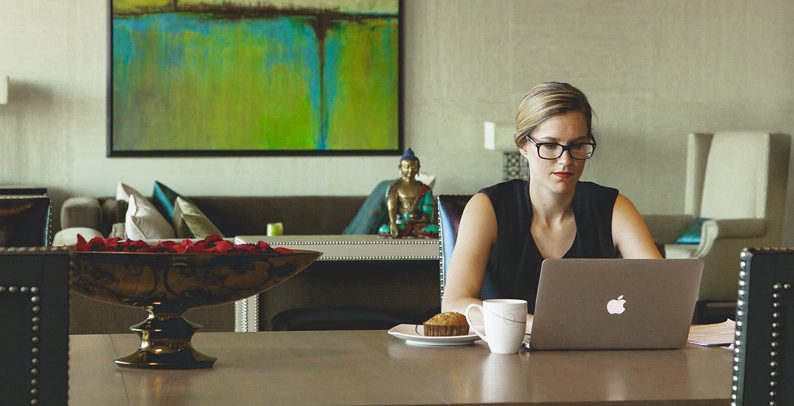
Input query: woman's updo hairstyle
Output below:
<box><xmin>514</xmin><ymin>82</ymin><xmax>595</xmax><ymax>148</ymax></box>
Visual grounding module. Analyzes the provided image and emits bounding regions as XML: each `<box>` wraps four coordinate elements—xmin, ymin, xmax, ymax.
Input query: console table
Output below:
<box><xmin>70</xmin><ymin>331</ymin><xmax>732</xmax><ymax>405</ymax></box>
<box><xmin>233</xmin><ymin>235</ymin><xmax>440</xmax><ymax>331</ymax></box>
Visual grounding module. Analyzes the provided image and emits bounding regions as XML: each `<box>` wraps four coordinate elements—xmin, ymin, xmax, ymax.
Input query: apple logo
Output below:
<box><xmin>606</xmin><ymin>295</ymin><xmax>627</xmax><ymax>315</ymax></box>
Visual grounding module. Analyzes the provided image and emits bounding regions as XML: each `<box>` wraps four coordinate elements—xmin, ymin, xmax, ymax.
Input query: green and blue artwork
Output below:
<box><xmin>110</xmin><ymin>0</ymin><xmax>400</xmax><ymax>155</ymax></box>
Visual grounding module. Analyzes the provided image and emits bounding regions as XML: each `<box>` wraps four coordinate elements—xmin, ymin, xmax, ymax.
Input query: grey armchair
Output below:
<box><xmin>644</xmin><ymin>132</ymin><xmax>790</xmax><ymax>323</ymax></box>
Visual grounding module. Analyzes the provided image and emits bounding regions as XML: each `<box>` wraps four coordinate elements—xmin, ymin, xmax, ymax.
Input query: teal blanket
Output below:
<box><xmin>342</xmin><ymin>179</ymin><xmax>394</xmax><ymax>235</ymax></box>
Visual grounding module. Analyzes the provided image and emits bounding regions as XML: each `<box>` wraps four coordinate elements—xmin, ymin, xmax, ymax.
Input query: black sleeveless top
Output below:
<box><xmin>480</xmin><ymin>180</ymin><xmax>619</xmax><ymax>312</ymax></box>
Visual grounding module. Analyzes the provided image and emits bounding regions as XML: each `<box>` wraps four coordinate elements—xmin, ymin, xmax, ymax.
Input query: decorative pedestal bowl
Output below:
<box><xmin>70</xmin><ymin>249</ymin><xmax>320</xmax><ymax>369</ymax></box>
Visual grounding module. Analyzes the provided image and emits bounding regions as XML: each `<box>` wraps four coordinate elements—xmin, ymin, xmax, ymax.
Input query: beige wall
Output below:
<box><xmin>1</xmin><ymin>1</ymin><xmax>793</xmax><ymax>222</ymax></box>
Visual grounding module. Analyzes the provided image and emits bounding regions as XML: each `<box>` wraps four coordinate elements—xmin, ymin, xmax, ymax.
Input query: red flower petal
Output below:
<box><xmin>73</xmin><ymin>235</ymin><xmax>282</xmax><ymax>254</ymax></box>
<box><xmin>75</xmin><ymin>234</ymin><xmax>89</xmax><ymax>251</ymax></box>
<box><xmin>210</xmin><ymin>240</ymin><xmax>234</xmax><ymax>253</ymax></box>
<box><xmin>234</xmin><ymin>244</ymin><xmax>256</xmax><ymax>253</ymax></box>
<box><xmin>87</xmin><ymin>236</ymin><xmax>106</xmax><ymax>251</ymax></box>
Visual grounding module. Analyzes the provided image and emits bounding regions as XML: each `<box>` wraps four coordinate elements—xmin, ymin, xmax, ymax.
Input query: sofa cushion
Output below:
<box><xmin>174</xmin><ymin>197</ymin><xmax>222</xmax><ymax>238</ymax></box>
<box><xmin>99</xmin><ymin>199</ymin><xmax>127</xmax><ymax>236</ymax></box>
<box><xmin>60</xmin><ymin>197</ymin><xmax>101</xmax><ymax>231</ymax></box>
<box><xmin>664</xmin><ymin>244</ymin><xmax>698</xmax><ymax>259</ymax></box>
<box><xmin>125</xmin><ymin>194</ymin><xmax>175</xmax><ymax>240</ymax></box>
<box><xmin>109</xmin><ymin>222</ymin><xmax>126</xmax><ymax>239</ymax></box>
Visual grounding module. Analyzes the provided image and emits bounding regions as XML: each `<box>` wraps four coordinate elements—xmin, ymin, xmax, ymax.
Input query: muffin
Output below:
<box><xmin>423</xmin><ymin>312</ymin><xmax>470</xmax><ymax>336</ymax></box>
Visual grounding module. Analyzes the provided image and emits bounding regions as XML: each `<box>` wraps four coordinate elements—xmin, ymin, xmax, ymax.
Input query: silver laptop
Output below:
<box><xmin>528</xmin><ymin>258</ymin><xmax>704</xmax><ymax>350</ymax></box>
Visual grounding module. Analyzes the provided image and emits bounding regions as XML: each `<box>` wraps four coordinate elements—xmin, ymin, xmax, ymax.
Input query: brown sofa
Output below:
<box><xmin>60</xmin><ymin>195</ymin><xmax>367</xmax><ymax>238</ymax></box>
<box><xmin>59</xmin><ymin>195</ymin><xmax>367</xmax><ymax>334</ymax></box>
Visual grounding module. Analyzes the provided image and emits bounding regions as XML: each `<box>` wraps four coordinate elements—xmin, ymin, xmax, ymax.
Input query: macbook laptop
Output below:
<box><xmin>527</xmin><ymin>258</ymin><xmax>704</xmax><ymax>350</ymax></box>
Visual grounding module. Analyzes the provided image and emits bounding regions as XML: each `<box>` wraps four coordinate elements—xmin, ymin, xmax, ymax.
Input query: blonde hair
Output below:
<box><xmin>514</xmin><ymin>82</ymin><xmax>594</xmax><ymax>148</ymax></box>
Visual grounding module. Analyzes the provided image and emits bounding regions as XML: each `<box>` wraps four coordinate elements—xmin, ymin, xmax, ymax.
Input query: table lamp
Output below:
<box><xmin>483</xmin><ymin>120</ymin><xmax>527</xmax><ymax>181</ymax></box>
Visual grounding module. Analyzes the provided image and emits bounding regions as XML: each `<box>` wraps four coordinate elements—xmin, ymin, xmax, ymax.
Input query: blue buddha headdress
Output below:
<box><xmin>400</xmin><ymin>148</ymin><xmax>418</xmax><ymax>162</ymax></box>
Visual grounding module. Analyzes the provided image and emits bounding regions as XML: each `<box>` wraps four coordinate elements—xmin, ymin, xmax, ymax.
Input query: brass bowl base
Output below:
<box><xmin>114</xmin><ymin>347</ymin><xmax>216</xmax><ymax>369</ymax></box>
<box><xmin>114</xmin><ymin>306</ymin><xmax>216</xmax><ymax>369</ymax></box>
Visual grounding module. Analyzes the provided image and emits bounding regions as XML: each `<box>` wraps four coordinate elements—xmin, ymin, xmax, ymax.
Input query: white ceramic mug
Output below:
<box><xmin>465</xmin><ymin>299</ymin><xmax>527</xmax><ymax>354</ymax></box>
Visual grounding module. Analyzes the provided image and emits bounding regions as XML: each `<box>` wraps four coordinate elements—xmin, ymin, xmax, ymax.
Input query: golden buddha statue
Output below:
<box><xmin>378</xmin><ymin>148</ymin><xmax>438</xmax><ymax>238</ymax></box>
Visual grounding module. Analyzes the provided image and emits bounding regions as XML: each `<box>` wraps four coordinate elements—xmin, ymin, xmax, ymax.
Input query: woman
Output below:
<box><xmin>441</xmin><ymin>82</ymin><xmax>661</xmax><ymax>328</ymax></box>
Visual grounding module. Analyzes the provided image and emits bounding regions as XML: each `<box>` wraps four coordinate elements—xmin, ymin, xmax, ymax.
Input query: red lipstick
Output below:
<box><xmin>553</xmin><ymin>172</ymin><xmax>573</xmax><ymax>179</ymax></box>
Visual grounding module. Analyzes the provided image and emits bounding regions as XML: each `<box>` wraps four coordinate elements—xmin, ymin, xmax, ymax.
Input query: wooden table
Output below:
<box><xmin>233</xmin><ymin>235</ymin><xmax>440</xmax><ymax>331</ymax></box>
<box><xmin>70</xmin><ymin>331</ymin><xmax>731</xmax><ymax>405</ymax></box>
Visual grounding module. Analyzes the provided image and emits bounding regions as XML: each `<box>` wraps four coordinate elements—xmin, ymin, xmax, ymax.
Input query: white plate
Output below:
<box><xmin>388</xmin><ymin>324</ymin><xmax>480</xmax><ymax>346</ymax></box>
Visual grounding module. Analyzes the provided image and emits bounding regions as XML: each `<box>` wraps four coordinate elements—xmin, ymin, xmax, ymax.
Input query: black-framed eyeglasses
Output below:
<box><xmin>525</xmin><ymin>136</ymin><xmax>596</xmax><ymax>160</ymax></box>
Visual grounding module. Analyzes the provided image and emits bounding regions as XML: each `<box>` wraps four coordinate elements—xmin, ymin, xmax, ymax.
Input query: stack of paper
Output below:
<box><xmin>687</xmin><ymin>319</ymin><xmax>736</xmax><ymax>346</ymax></box>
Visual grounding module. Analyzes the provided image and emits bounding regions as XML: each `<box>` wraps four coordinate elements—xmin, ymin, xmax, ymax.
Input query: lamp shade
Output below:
<box><xmin>483</xmin><ymin>120</ymin><xmax>515</xmax><ymax>150</ymax></box>
<box><xmin>0</xmin><ymin>76</ymin><xmax>8</xmax><ymax>104</ymax></box>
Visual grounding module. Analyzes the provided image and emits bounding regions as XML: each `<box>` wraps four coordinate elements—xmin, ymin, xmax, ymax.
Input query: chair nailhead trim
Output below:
<box><xmin>0</xmin><ymin>285</ymin><xmax>40</xmax><ymax>405</ymax></box>
<box><xmin>732</xmin><ymin>247</ymin><xmax>792</xmax><ymax>405</ymax></box>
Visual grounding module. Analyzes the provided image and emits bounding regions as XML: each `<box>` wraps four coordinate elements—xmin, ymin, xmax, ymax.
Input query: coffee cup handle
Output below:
<box><xmin>465</xmin><ymin>303</ymin><xmax>487</xmax><ymax>343</ymax></box>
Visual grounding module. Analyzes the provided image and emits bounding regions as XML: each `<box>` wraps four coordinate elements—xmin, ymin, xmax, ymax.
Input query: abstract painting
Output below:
<box><xmin>108</xmin><ymin>0</ymin><xmax>401</xmax><ymax>156</ymax></box>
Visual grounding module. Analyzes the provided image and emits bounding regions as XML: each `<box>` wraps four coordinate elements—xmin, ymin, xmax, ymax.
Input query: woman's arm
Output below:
<box><xmin>612</xmin><ymin>194</ymin><xmax>663</xmax><ymax>259</ymax></box>
<box><xmin>441</xmin><ymin>193</ymin><xmax>497</xmax><ymax>314</ymax></box>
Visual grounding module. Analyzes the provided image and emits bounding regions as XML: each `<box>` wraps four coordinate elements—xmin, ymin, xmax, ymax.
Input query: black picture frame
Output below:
<box><xmin>107</xmin><ymin>0</ymin><xmax>403</xmax><ymax>157</ymax></box>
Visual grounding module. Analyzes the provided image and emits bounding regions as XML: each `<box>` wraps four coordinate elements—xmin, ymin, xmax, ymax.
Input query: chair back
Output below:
<box><xmin>732</xmin><ymin>248</ymin><xmax>794</xmax><ymax>405</ymax></box>
<box><xmin>0</xmin><ymin>195</ymin><xmax>52</xmax><ymax>247</ymax></box>
<box><xmin>438</xmin><ymin>194</ymin><xmax>499</xmax><ymax>300</ymax></box>
<box><xmin>688</xmin><ymin>132</ymin><xmax>789</xmax><ymax>241</ymax></box>
<box><xmin>0</xmin><ymin>248</ymin><xmax>69</xmax><ymax>405</ymax></box>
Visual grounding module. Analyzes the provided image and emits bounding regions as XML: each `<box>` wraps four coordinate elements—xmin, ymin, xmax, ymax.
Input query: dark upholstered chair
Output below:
<box><xmin>0</xmin><ymin>247</ymin><xmax>69</xmax><ymax>405</ymax></box>
<box><xmin>0</xmin><ymin>195</ymin><xmax>51</xmax><ymax>247</ymax></box>
<box><xmin>731</xmin><ymin>248</ymin><xmax>794</xmax><ymax>405</ymax></box>
<box><xmin>438</xmin><ymin>194</ymin><xmax>499</xmax><ymax>301</ymax></box>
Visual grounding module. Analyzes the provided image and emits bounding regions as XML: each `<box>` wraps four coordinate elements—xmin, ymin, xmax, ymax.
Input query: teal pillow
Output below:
<box><xmin>675</xmin><ymin>217</ymin><xmax>711</xmax><ymax>244</ymax></box>
<box><xmin>342</xmin><ymin>179</ymin><xmax>394</xmax><ymax>235</ymax></box>
<box><xmin>152</xmin><ymin>181</ymin><xmax>182</xmax><ymax>223</ymax></box>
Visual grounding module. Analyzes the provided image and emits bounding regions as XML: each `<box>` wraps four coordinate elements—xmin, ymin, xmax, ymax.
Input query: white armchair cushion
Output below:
<box><xmin>700</xmin><ymin>132</ymin><xmax>769</xmax><ymax>219</ymax></box>
<box><xmin>700</xmin><ymin>218</ymin><xmax>767</xmax><ymax>240</ymax></box>
<box><xmin>664</xmin><ymin>244</ymin><xmax>698</xmax><ymax>259</ymax></box>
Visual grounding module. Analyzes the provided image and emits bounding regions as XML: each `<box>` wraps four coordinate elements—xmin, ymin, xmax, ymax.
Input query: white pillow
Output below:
<box><xmin>116</xmin><ymin>182</ymin><xmax>143</xmax><ymax>202</ymax></box>
<box><xmin>125</xmin><ymin>194</ymin><xmax>175</xmax><ymax>240</ymax></box>
<box><xmin>416</xmin><ymin>173</ymin><xmax>436</xmax><ymax>189</ymax></box>
<box><xmin>52</xmin><ymin>227</ymin><xmax>103</xmax><ymax>247</ymax></box>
